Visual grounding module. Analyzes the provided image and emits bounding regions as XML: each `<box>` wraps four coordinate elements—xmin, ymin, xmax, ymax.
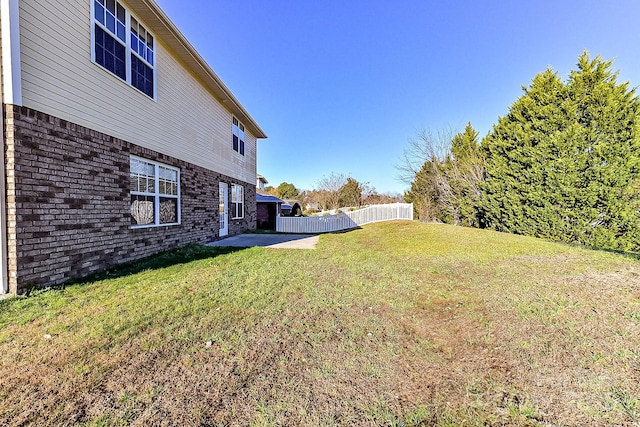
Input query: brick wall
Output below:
<box><xmin>4</xmin><ymin>105</ymin><xmax>256</xmax><ymax>294</ymax></box>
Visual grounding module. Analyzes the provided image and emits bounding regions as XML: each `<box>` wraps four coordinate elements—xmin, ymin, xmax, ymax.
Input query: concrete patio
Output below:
<box><xmin>207</xmin><ymin>233</ymin><xmax>319</xmax><ymax>249</ymax></box>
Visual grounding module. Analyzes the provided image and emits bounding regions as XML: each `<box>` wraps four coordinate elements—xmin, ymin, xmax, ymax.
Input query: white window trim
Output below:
<box><xmin>231</xmin><ymin>184</ymin><xmax>244</xmax><ymax>219</ymax></box>
<box><xmin>90</xmin><ymin>0</ymin><xmax>158</xmax><ymax>101</ymax></box>
<box><xmin>130</xmin><ymin>156</ymin><xmax>181</xmax><ymax>228</ymax></box>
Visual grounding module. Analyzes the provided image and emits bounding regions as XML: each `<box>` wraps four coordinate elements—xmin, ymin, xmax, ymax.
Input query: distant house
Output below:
<box><xmin>256</xmin><ymin>192</ymin><xmax>283</xmax><ymax>230</ymax></box>
<box><xmin>305</xmin><ymin>202</ymin><xmax>319</xmax><ymax>212</ymax></box>
<box><xmin>257</xmin><ymin>174</ymin><xmax>269</xmax><ymax>192</ymax></box>
<box><xmin>0</xmin><ymin>0</ymin><xmax>267</xmax><ymax>294</ymax></box>
<box><xmin>281</xmin><ymin>200</ymin><xmax>303</xmax><ymax>216</ymax></box>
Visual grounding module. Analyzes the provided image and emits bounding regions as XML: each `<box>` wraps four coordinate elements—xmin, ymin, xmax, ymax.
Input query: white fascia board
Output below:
<box><xmin>1</xmin><ymin>0</ymin><xmax>22</xmax><ymax>106</ymax></box>
<box><xmin>0</xmin><ymin>0</ymin><xmax>16</xmax><ymax>293</ymax></box>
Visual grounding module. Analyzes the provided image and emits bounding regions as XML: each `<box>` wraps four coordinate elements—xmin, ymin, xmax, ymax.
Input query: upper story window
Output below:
<box><xmin>92</xmin><ymin>0</ymin><xmax>156</xmax><ymax>99</ymax></box>
<box><xmin>130</xmin><ymin>156</ymin><xmax>180</xmax><ymax>227</ymax></box>
<box><xmin>130</xmin><ymin>17</ymin><xmax>155</xmax><ymax>97</ymax></box>
<box><xmin>232</xmin><ymin>117</ymin><xmax>245</xmax><ymax>156</ymax></box>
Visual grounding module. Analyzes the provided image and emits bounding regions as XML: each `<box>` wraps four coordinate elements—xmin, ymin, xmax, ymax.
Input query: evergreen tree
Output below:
<box><xmin>404</xmin><ymin>159</ymin><xmax>443</xmax><ymax>222</ymax></box>
<box><xmin>451</xmin><ymin>122</ymin><xmax>480</xmax><ymax>162</ymax></box>
<box><xmin>565</xmin><ymin>54</ymin><xmax>640</xmax><ymax>249</ymax></box>
<box><xmin>403</xmin><ymin>124</ymin><xmax>484</xmax><ymax>225</ymax></box>
<box><xmin>480</xmin><ymin>69</ymin><xmax>568</xmax><ymax>237</ymax></box>
<box><xmin>449</xmin><ymin>122</ymin><xmax>484</xmax><ymax>226</ymax></box>
<box><xmin>338</xmin><ymin>177</ymin><xmax>363</xmax><ymax>208</ymax></box>
<box><xmin>480</xmin><ymin>52</ymin><xmax>640</xmax><ymax>251</ymax></box>
<box><xmin>276</xmin><ymin>182</ymin><xmax>300</xmax><ymax>200</ymax></box>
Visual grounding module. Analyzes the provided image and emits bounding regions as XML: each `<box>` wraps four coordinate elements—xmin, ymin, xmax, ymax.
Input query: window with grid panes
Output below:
<box><xmin>232</xmin><ymin>117</ymin><xmax>245</xmax><ymax>155</ymax></box>
<box><xmin>231</xmin><ymin>184</ymin><xmax>244</xmax><ymax>219</ymax></box>
<box><xmin>92</xmin><ymin>0</ymin><xmax>156</xmax><ymax>99</ymax></box>
<box><xmin>130</xmin><ymin>157</ymin><xmax>180</xmax><ymax>226</ymax></box>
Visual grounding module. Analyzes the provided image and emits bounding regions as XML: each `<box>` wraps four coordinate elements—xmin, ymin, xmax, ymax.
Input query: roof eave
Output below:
<box><xmin>128</xmin><ymin>0</ymin><xmax>267</xmax><ymax>139</ymax></box>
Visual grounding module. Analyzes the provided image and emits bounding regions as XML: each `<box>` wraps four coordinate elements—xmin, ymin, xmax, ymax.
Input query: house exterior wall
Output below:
<box><xmin>257</xmin><ymin>204</ymin><xmax>268</xmax><ymax>224</ymax></box>
<box><xmin>4</xmin><ymin>104</ymin><xmax>256</xmax><ymax>294</ymax></box>
<box><xmin>257</xmin><ymin>203</ymin><xmax>271</xmax><ymax>228</ymax></box>
<box><xmin>0</xmin><ymin>0</ymin><xmax>265</xmax><ymax>294</ymax></box>
<box><xmin>256</xmin><ymin>202</ymin><xmax>281</xmax><ymax>230</ymax></box>
<box><xmin>17</xmin><ymin>0</ymin><xmax>257</xmax><ymax>185</ymax></box>
<box><xmin>1</xmin><ymin>8</ymin><xmax>3</xmax><ymax>100</ymax></box>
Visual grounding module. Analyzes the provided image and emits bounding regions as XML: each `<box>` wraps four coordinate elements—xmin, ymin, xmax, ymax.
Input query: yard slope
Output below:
<box><xmin>1</xmin><ymin>221</ymin><xmax>639</xmax><ymax>426</ymax></box>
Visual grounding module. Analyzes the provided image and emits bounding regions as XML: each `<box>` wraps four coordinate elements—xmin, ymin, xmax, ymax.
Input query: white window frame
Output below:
<box><xmin>90</xmin><ymin>0</ymin><xmax>157</xmax><ymax>100</ymax></box>
<box><xmin>231</xmin><ymin>184</ymin><xmax>244</xmax><ymax>219</ymax></box>
<box><xmin>130</xmin><ymin>156</ymin><xmax>180</xmax><ymax>228</ymax></box>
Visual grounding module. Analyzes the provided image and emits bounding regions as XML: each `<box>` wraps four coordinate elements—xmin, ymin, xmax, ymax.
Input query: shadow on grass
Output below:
<box><xmin>242</xmin><ymin>226</ymin><xmax>362</xmax><ymax>236</ymax></box>
<box><xmin>21</xmin><ymin>244</ymin><xmax>245</xmax><ymax>297</ymax></box>
<box><xmin>484</xmin><ymin>227</ymin><xmax>640</xmax><ymax>261</ymax></box>
<box><xmin>552</xmin><ymin>238</ymin><xmax>640</xmax><ymax>261</ymax></box>
<box><xmin>326</xmin><ymin>226</ymin><xmax>362</xmax><ymax>235</ymax></box>
<box><xmin>590</xmin><ymin>245</ymin><xmax>640</xmax><ymax>261</ymax></box>
<box><xmin>243</xmin><ymin>228</ymin><xmax>279</xmax><ymax>234</ymax></box>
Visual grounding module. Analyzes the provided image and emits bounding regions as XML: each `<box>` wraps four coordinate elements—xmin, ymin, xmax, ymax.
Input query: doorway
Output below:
<box><xmin>219</xmin><ymin>182</ymin><xmax>228</xmax><ymax>237</ymax></box>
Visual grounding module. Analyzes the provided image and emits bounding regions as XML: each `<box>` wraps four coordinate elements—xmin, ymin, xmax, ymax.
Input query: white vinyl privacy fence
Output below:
<box><xmin>276</xmin><ymin>203</ymin><xmax>414</xmax><ymax>234</ymax></box>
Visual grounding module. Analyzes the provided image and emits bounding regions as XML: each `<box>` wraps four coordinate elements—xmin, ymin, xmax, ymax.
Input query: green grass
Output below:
<box><xmin>1</xmin><ymin>221</ymin><xmax>639</xmax><ymax>426</ymax></box>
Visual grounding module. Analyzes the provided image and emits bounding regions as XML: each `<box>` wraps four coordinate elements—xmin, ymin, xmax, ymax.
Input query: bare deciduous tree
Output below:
<box><xmin>315</xmin><ymin>172</ymin><xmax>347</xmax><ymax>210</ymax></box>
<box><xmin>398</xmin><ymin>125</ymin><xmax>485</xmax><ymax>225</ymax></box>
<box><xmin>396</xmin><ymin>127</ymin><xmax>455</xmax><ymax>186</ymax></box>
<box><xmin>397</xmin><ymin>128</ymin><xmax>455</xmax><ymax>222</ymax></box>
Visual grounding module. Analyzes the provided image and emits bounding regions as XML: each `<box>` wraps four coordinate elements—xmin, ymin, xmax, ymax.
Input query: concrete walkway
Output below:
<box><xmin>207</xmin><ymin>233</ymin><xmax>319</xmax><ymax>249</ymax></box>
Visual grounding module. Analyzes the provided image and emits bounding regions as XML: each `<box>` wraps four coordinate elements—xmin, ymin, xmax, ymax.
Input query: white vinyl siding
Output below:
<box><xmin>17</xmin><ymin>0</ymin><xmax>257</xmax><ymax>185</ymax></box>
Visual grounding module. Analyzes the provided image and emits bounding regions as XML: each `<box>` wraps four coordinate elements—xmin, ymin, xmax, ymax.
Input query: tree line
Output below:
<box><xmin>402</xmin><ymin>52</ymin><xmax>640</xmax><ymax>252</ymax></box>
<box><xmin>264</xmin><ymin>173</ymin><xmax>403</xmax><ymax>214</ymax></box>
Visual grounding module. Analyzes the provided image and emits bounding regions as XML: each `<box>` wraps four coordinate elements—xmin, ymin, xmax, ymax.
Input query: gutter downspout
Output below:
<box><xmin>0</xmin><ymin>0</ymin><xmax>22</xmax><ymax>294</ymax></box>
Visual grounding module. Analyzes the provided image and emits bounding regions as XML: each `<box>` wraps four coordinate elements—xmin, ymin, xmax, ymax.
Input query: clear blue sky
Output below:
<box><xmin>154</xmin><ymin>0</ymin><xmax>640</xmax><ymax>195</ymax></box>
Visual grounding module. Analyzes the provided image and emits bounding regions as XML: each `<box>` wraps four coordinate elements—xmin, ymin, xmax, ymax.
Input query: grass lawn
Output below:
<box><xmin>1</xmin><ymin>221</ymin><xmax>639</xmax><ymax>426</ymax></box>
